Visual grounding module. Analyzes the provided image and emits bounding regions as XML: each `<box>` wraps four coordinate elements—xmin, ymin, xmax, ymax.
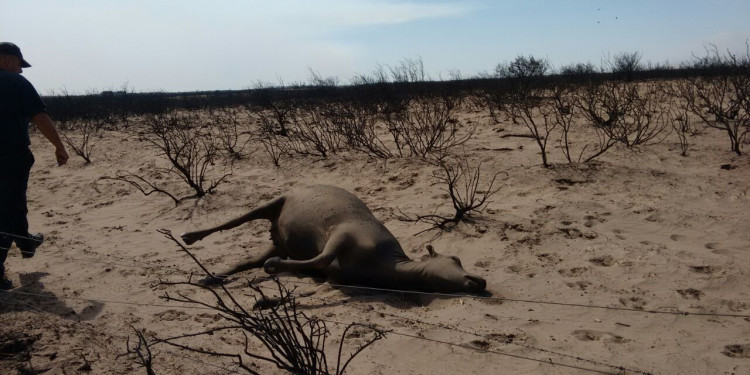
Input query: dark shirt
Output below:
<box><xmin>0</xmin><ymin>70</ymin><xmax>46</xmax><ymax>153</ymax></box>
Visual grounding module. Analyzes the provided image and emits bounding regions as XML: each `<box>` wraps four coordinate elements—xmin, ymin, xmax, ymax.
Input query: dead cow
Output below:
<box><xmin>181</xmin><ymin>185</ymin><xmax>487</xmax><ymax>294</ymax></box>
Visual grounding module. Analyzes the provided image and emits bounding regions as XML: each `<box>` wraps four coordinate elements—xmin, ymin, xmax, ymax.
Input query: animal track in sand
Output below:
<box><xmin>611</xmin><ymin>229</ymin><xmax>627</xmax><ymax>240</ymax></box>
<box><xmin>153</xmin><ymin>309</ymin><xmax>191</xmax><ymax>322</ymax></box>
<box><xmin>720</xmin><ymin>299</ymin><xmax>748</xmax><ymax>312</ymax></box>
<box><xmin>689</xmin><ymin>265</ymin><xmax>718</xmax><ymax>274</ymax></box>
<box><xmin>486</xmin><ymin>332</ymin><xmax>524</xmax><ymax>344</ymax></box>
<box><xmin>558</xmin><ymin>267</ymin><xmax>588</xmax><ymax>277</ymax></box>
<box><xmin>619</xmin><ymin>296</ymin><xmax>648</xmax><ymax>310</ymax></box>
<box><xmin>474</xmin><ymin>259</ymin><xmax>493</xmax><ymax>268</ymax></box>
<box><xmin>722</xmin><ymin>344</ymin><xmax>750</xmax><ymax>358</ymax></box>
<box><xmin>193</xmin><ymin>313</ymin><xmax>222</xmax><ymax>324</ymax></box>
<box><xmin>118</xmin><ymin>268</ymin><xmax>136</xmax><ymax>277</ymax></box>
<box><xmin>566</xmin><ymin>280</ymin><xmax>592</xmax><ymax>290</ymax></box>
<box><xmin>670</xmin><ymin>234</ymin><xmax>686</xmax><ymax>241</ymax></box>
<box><xmin>536</xmin><ymin>253</ymin><xmax>563</xmax><ymax>265</ymax></box>
<box><xmin>77</xmin><ymin>302</ymin><xmax>105</xmax><ymax>321</ymax></box>
<box><xmin>468</xmin><ymin>332</ymin><xmax>528</xmax><ymax>349</ymax></box>
<box><xmin>703</xmin><ymin>242</ymin><xmax>731</xmax><ymax>255</ymax></box>
<box><xmin>583</xmin><ymin>214</ymin><xmax>606</xmax><ymax>227</ymax></box>
<box><xmin>589</xmin><ymin>255</ymin><xmax>615</xmax><ymax>267</ymax></box>
<box><xmin>559</xmin><ymin>227</ymin><xmax>582</xmax><ymax>238</ymax></box>
<box><xmin>506</xmin><ymin>264</ymin><xmax>525</xmax><ymax>274</ymax></box>
<box><xmin>571</xmin><ymin>330</ymin><xmax>630</xmax><ymax>343</ymax></box>
<box><xmin>676</xmin><ymin>288</ymin><xmax>704</xmax><ymax>300</ymax></box>
<box><xmin>558</xmin><ymin>227</ymin><xmax>598</xmax><ymax>239</ymax></box>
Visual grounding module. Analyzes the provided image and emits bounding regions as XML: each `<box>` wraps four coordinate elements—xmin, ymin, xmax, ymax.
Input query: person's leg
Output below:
<box><xmin>0</xmin><ymin>153</ymin><xmax>22</xmax><ymax>289</ymax></box>
<box><xmin>0</xmin><ymin>264</ymin><xmax>11</xmax><ymax>290</ymax></box>
<box><xmin>0</xmin><ymin>236</ymin><xmax>10</xmax><ymax>274</ymax></box>
<box><xmin>9</xmin><ymin>149</ymin><xmax>39</xmax><ymax>253</ymax></box>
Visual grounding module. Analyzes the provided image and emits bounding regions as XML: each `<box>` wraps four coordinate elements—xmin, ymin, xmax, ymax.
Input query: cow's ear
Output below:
<box><xmin>426</xmin><ymin>245</ymin><xmax>437</xmax><ymax>257</ymax></box>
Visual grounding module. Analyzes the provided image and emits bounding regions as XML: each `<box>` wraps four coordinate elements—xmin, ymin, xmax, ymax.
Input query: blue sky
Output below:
<box><xmin>2</xmin><ymin>0</ymin><xmax>748</xmax><ymax>94</ymax></box>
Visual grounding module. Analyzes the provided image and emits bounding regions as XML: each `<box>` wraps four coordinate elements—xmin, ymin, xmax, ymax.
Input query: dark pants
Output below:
<box><xmin>0</xmin><ymin>147</ymin><xmax>34</xmax><ymax>273</ymax></box>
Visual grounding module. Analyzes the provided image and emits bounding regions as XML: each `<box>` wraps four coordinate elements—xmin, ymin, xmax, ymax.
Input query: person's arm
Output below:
<box><xmin>32</xmin><ymin>112</ymin><xmax>69</xmax><ymax>166</ymax></box>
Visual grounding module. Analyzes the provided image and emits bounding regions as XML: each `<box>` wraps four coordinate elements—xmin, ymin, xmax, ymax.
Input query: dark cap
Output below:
<box><xmin>0</xmin><ymin>42</ymin><xmax>31</xmax><ymax>68</ymax></box>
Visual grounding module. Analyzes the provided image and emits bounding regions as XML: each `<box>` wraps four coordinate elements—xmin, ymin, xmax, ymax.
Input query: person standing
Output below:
<box><xmin>0</xmin><ymin>42</ymin><xmax>69</xmax><ymax>290</ymax></box>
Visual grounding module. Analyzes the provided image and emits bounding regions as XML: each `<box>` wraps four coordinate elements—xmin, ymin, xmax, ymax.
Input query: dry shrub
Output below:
<box><xmin>61</xmin><ymin>118</ymin><xmax>101</xmax><ymax>164</ymax></box>
<box><xmin>108</xmin><ymin>112</ymin><xmax>233</xmax><ymax>205</ymax></box>
<box><xmin>207</xmin><ymin>106</ymin><xmax>254</xmax><ymax>160</ymax></box>
<box><xmin>386</xmin><ymin>94</ymin><xmax>473</xmax><ymax>159</ymax></box>
<box><xmin>674</xmin><ymin>47</ymin><xmax>750</xmax><ymax>155</ymax></box>
<box><xmin>128</xmin><ymin>230</ymin><xmax>388</xmax><ymax>375</ymax></box>
<box><xmin>398</xmin><ymin>154</ymin><xmax>505</xmax><ymax>232</ymax></box>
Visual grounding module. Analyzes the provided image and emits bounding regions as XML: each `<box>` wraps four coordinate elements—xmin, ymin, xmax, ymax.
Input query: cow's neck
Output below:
<box><xmin>390</xmin><ymin>259</ymin><xmax>433</xmax><ymax>290</ymax></box>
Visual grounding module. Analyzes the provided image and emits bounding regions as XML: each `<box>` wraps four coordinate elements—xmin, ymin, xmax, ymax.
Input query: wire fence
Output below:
<box><xmin>2</xmin><ymin>237</ymin><xmax>747</xmax><ymax>374</ymax></box>
<box><xmin>11</xmin><ymin>249</ymin><xmax>748</xmax><ymax>319</ymax></box>
<box><xmin>1</xmin><ymin>285</ymin><xmax>649</xmax><ymax>375</ymax></box>
<box><xmin>0</xmin><ymin>231</ymin><xmax>41</xmax><ymax>242</ymax></box>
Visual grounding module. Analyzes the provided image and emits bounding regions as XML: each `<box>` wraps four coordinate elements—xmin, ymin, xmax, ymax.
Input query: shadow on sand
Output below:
<box><xmin>0</xmin><ymin>272</ymin><xmax>104</xmax><ymax>321</ymax></box>
<box><xmin>221</xmin><ymin>273</ymin><xmax>495</xmax><ymax>310</ymax></box>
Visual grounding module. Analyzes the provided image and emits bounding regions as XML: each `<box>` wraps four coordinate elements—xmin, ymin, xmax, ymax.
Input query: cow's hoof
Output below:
<box><xmin>263</xmin><ymin>257</ymin><xmax>282</xmax><ymax>274</ymax></box>
<box><xmin>180</xmin><ymin>232</ymin><xmax>204</xmax><ymax>245</ymax></box>
<box><xmin>253</xmin><ymin>296</ymin><xmax>284</xmax><ymax>310</ymax></box>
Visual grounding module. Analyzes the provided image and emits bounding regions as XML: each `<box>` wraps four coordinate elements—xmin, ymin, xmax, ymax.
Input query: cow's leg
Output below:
<box><xmin>263</xmin><ymin>232</ymin><xmax>351</xmax><ymax>274</ymax></box>
<box><xmin>217</xmin><ymin>244</ymin><xmax>280</xmax><ymax>277</ymax></box>
<box><xmin>181</xmin><ymin>196</ymin><xmax>285</xmax><ymax>245</ymax></box>
<box><xmin>199</xmin><ymin>244</ymin><xmax>280</xmax><ymax>286</ymax></box>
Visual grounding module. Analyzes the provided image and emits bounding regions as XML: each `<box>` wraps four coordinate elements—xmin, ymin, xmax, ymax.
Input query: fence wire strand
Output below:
<box><xmin>14</xmin><ymin>251</ymin><xmax>749</xmax><ymax>319</ymax></box>
<box><xmin>3</xmin><ymin>243</ymin><xmax>744</xmax><ymax>374</ymax></box>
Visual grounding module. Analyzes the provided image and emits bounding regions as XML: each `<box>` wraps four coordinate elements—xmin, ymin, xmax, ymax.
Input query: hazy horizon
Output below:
<box><xmin>2</xmin><ymin>0</ymin><xmax>748</xmax><ymax>94</ymax></box>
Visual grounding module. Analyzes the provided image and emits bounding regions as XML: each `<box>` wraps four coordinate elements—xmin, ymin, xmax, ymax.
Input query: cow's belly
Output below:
<box><xmin>275</xmin><ymin>221</ymin><xmax>326</xmax><ymax>260</ymax></box>
<box><xmin>276</xmin><ymin>186</ymin><xmax>373</xmax><ymax>259</ymax></box>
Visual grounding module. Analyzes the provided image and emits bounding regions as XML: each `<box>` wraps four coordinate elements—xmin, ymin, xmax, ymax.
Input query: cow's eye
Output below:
<box><xmin>450</xmin><ymin>256</ymin><xmax>462</xmax><ymax>266</ymax></box>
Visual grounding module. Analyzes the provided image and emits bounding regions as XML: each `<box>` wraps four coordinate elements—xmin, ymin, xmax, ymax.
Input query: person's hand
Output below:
<box><xmin>55</xmin><ymin>146</ymin><xmax>69</xmax><ymax>166</ymax></box>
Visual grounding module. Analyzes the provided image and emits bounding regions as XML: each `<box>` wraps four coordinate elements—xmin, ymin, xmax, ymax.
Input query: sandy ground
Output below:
<box><xmin>1</xmin><ymin>105</ymin><xmax>749</xmax><ymax>375</ymax></box>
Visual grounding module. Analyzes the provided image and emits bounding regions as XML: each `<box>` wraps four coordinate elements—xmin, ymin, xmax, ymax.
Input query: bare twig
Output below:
<box><xmin>398</xmin><ymin>155</ymin><xmax>506</xmax><ymax>232</ymax></box>
<box><xmin>147</xmin><ymin>229</ymin><xmax>387</xmax><ymax>374</ymax></box>
<box><xmin>120</xmin><ymin>326</ymin><xmax>157</xmax><ymax>375</ymax></box>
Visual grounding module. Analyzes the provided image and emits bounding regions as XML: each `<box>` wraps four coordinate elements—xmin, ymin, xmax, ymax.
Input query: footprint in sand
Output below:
<box><xmin>486</xmin><ymin>333</ymin><xmax>523</xmax><ymax>344</ymax></box>
<box><xmin>611</xmin><ymin>229</ymin><xmax>626</xmax><ymax>240</ymax></box>
<box><xmin>558</xmin><ymin>267</ymin><xmax>588</xmax><ymax>277</ymax></box>
<box><xmin>689</xmin><ymin>265</ymin><xmax>718</xmax><ymax>275</ymax></box>
<box><xmin>474</xmin><ymin>259</ymin><xmax>493</xmax><ymax>269</ymax></box>
<box><xmin>566</xmin><ymin>281</ymin><xmax>592</xmax><ymax>290</ymax></box>
<box><xmin>194</xmin><ymin>313</ymin><xmax>222</xmax><ymax>324</ymax></box>
<box><xmin>154</xmin><ymin>309</ymin><xmax>191</xmax><ymax>322</ymax></box>
<box><xmin>704</xmin><ymin>242</ymin><xmax>731</xmax><ymax>255</ymax></box>
<box><xmin>722</xmin><ymin>344</ymin><xmax>750</xmax><ymax>358</ymax></box>
<box><xmin>506</xmin><ymin>264</ymin><xmax>525</xmax><ymax>274</ymax></box>
<box><xmin>619</xmin><ymin>296</ymin><xmax>647</xmax><ymax>310</ymax></box>
<box><xmin>670</xmin><ymin>234</ymin><xmax>686</xmax><ymax>241</ymax></box>
<box><xmin>78</xmin><ymin>301</ymin><xmax>105</xmax><ymax>321</ymax></box>
<box><xmin>676</xmin><ymin>288</ymin><xmax>704</xmax><ymax>300</ymax></box>
<box><xmin>589</xmin><ymin>255</ymin><xmax>615</xmax><ymax>267</ymax></box>
<box><xmin>583</xmin><ymin>214</ymin><xmax>606</xmax><ymax>228</ymax></box>
<box><xmin>644</xmin><ymin>213</ymin><xmax>661</xmax><ymax>222</ymax></box>
<box><xmin>720</xmin><ymin>299</ymin><xmax>748</xmax><ymax>312</ymax></box>
<box><xmin>572</xmin><ymin>330</ymin><xmax>630</xmax><ymax>344</ymax></box>
<box><xmin>118</xmin><ymin>268</ymin><xmax>136</xmax><ymax>277</ymax></box>
<box><xmin>536</xmin><ymin>253</ymin><xmax>563</xmax><ymax>265</ymax></box>
<box><xmin>559</xmin><ymin>227</ymin><xmax>583</xmax><ymax>239</ymax></box>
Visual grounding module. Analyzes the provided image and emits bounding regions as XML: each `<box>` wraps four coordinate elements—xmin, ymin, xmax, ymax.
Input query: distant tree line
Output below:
<box><xmin>43</xmin><ymin>48</ymin><xmax>749</xmax><ymax>126</ymax></box>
